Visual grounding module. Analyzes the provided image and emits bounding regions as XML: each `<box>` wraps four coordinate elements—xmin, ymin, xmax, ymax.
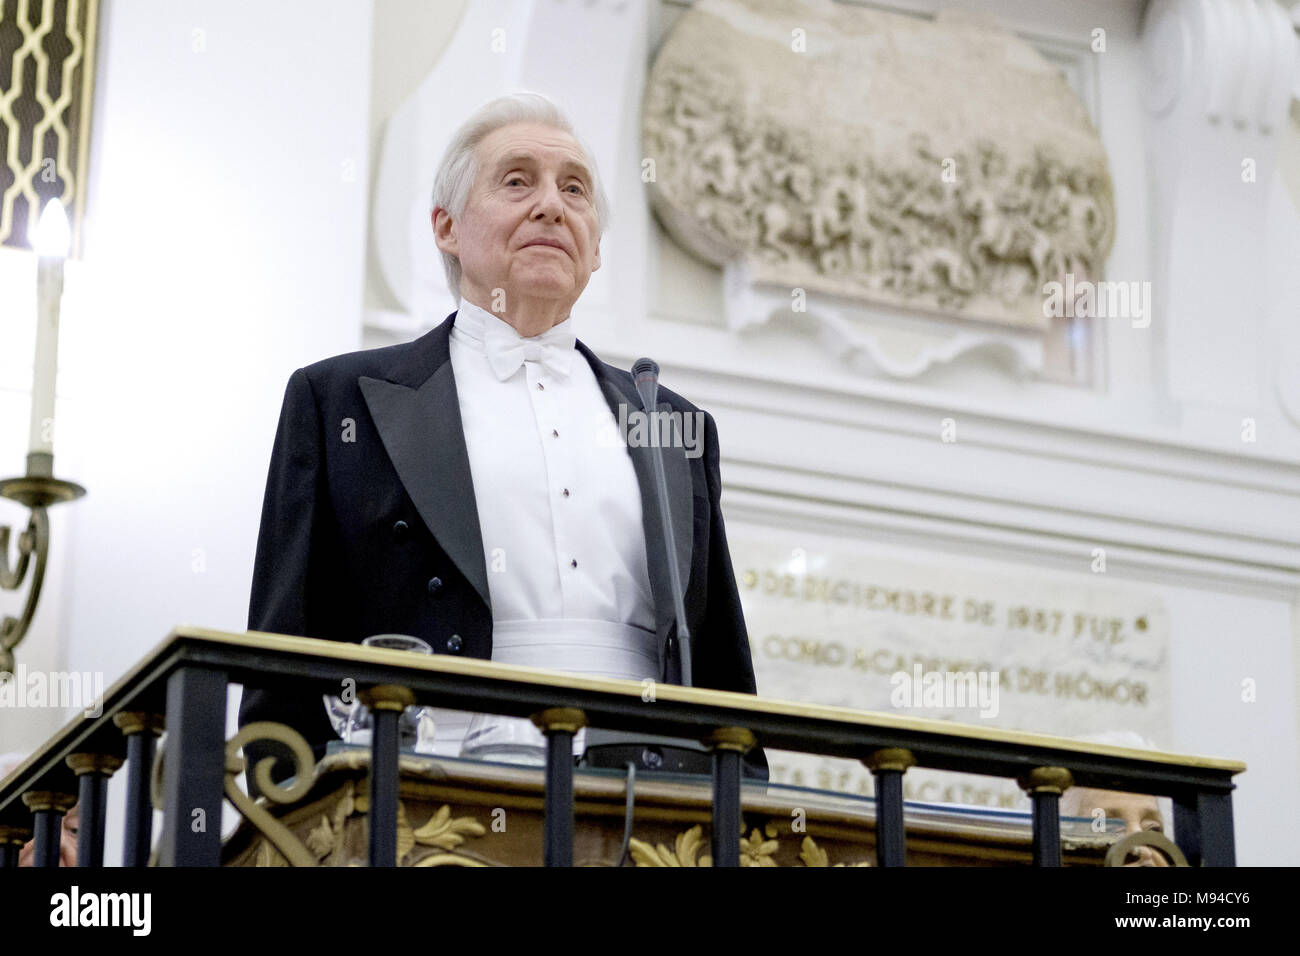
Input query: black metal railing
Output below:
<box><xmin>0</xmin><ymin>626</ymin><xmax>1244</xmax><ymax>867</ymax></box>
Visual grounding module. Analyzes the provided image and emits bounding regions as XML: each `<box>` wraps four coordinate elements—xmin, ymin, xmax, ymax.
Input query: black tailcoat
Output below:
<box><xmin>238</xmin><ymin>311</ymin><xmax>768</xmax><ymax>788</ymax></box>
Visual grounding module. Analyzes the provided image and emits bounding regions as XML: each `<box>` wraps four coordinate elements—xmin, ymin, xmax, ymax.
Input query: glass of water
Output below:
<box><xmin>459</xmin><ymin>714</ymin><xmax>550</xmax><ymax>766</ymax></box>
<box><xmin>322</xmin><ymin>634</ymin><xmax>436</xmax><ymax>751</ymax></box>
<box><xmin>459</xmin><ymin>714</ymin><xmax>588</xmax><ymax>766</ymax></box>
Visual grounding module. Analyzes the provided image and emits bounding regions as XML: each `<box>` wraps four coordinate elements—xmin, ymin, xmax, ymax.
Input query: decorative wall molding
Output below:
<box><xmin>1140</xmin><ymin>0</ymin><xmax>1298</xmax><ymax>409</ymax></box>
<box><xmin>642</xmin><ymin>0</ymin><xmax>1118</xmax><ymax>386</ymax></box>
<box><xmin>642</xmin><ymin>0</ymin><xmax>1116</xmax><ymax>335</ymax></box>
<box><xmin>721</xmin><ymin>261</ymin><xmax>1044</xmax><ymax>380</ymax></box>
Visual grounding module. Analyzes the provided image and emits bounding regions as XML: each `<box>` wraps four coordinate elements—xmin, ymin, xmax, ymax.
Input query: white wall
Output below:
<box><xmin>0</xmin><ymin>0</ymin><xmax>373</xmax><ymax>859</ymax></box>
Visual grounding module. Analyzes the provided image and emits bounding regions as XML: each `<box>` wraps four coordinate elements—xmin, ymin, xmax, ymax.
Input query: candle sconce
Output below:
<box><xmin>2</xmin><ymin>198</ymin><xmax>86</xmax><ymax>674</ymax></box>
<box><xmin>0</xmin><ymin>455</ymin><xmax>85</xmax><ymax>674</ymax></box>
<box><xmin>0</xmin><ymin>0</ymin><xmax>100</xmax><ymax>674</ymax></box>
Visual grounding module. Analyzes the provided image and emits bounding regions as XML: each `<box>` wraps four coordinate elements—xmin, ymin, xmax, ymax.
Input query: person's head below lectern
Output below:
<box><xmin>1059</xmin><ymin>731</ymin><xmax>1176</xmax><ymax>867</ymax></box>
<box><xmin>0</xmin><ymin>752</ymin><xmax>79</xmax><ymax>867</ymax></box>
<box><xmin>237</xmin><ymin>92</ymin><xmax>768</xmax><ymax>796</ymax></box>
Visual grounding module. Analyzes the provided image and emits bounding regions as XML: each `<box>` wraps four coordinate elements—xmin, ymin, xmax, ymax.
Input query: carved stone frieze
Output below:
<box><xmin>642</xmin><ymin>0</ymin><xmax>1116</xmax><ymax>332</ymax></box>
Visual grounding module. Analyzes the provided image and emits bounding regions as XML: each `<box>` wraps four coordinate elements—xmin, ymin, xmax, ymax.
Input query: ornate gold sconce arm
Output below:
<box><xmin>0</xmin><ymin>464</ymin><xmax>86</xmax><ymax>673</ymax></box>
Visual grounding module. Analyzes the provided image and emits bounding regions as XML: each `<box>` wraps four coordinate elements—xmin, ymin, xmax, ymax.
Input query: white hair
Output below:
<box><xmin>1070</xmin><ymin>731</ymin><xmax>1174</xmax><ymax>836</ymax></box>
<box><xmin>429</xmin><ymin>91</ymin><xmax>611</xmax><ymax>302</ymax></box>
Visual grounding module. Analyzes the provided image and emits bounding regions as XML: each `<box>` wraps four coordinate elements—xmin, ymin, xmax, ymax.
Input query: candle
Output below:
<box><xmin>29</xmin><ymin>199</ymin><xmax>70</xmax><ymax>459</ymax></box>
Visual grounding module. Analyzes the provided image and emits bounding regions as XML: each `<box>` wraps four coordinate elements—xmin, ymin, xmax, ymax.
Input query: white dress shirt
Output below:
<box><xmin>418</xmin><ymin>297</ymin><xmax>659</xmax><ymax>758</ymax></box>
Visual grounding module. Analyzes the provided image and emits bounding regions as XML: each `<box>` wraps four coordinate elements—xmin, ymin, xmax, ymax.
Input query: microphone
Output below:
<box><xmin>579</xmin><ymin>358</ymin><xmax>711</xmax><ymax>776</ymax></box>
<box><xmin>631</xmin><ymin>358</ymin><xmax>693</xmax><ymax>688</ymax></box>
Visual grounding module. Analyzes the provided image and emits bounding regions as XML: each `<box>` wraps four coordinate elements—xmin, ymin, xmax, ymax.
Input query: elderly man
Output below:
<box><xmin>238</xmin><ymin>92</ymin><xmax>767</xmax><ymax>793</ymax></box>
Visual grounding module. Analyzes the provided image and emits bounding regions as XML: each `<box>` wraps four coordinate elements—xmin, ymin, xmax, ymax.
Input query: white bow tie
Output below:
<box><xmin>484</xmin><ymin>319</ymin><xmax>576</xmax><ymax>381</ymax></box>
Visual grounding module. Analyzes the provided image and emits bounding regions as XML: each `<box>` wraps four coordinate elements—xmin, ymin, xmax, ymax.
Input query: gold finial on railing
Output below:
<box><xmin>531</xmin><ymin>707</ymin><xmax>588</xmax><ymax>734</ymax></box>
<box><xmin>112</xmin><ymin>712</ymin><xmax>165</xmax><ymax>736</ymax></box>
<box><xmin>704</xmin><ymin>727</ymin><xmax>757</xmax><ymax>754</ymax></box>
<box><xmin>1017</xmin><ymin>766</ymin><xmax>1074</xmax><ymax>794</ymax></box>
<box><xmin>66</xmin><ymin>753</ymin><xmax>124</xmax><ymax>777</ymax></box>
<box><xmin>359</xmin><ymin>685</ymin><xmax>417</xmax><ymax>713</ymax></box>
<box><xmin>864</xmin><ymin>747</ymin><xmax>917</xmax><ymax>773</ymax></box>
<box><xmin>0</xmin><ymin>825</ymin><xmax>33</xmax><ymax>846</ymax></box>
<box><xmin>21</xmin><ymin>790</ymin><xmax>77</xmax><ymax>814</ymax></box>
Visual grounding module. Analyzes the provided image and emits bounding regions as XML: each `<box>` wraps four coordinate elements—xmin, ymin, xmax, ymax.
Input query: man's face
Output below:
<box><xmin>433</xmin><ymin>121</ymin><xmax>601</xmax><ymax>319</ymax></box>
<box><xmin>1061</xmin><ymin>787</ymin><xmax>1171</xmax><ymax>867</ymax></box>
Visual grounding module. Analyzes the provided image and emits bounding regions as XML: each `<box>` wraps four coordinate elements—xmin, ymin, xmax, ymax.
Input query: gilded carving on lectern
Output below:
<box><xmin>628</xmin><ymin>821</ymin><xmax>873</xmax><ymax>867</ymax></box>
<box><xmin>0</xmin><ymin>0</ymin><xmax>100</xmax><ymax>256</ymax></box>
<box><xmin>216</xmin><ymin>728</ymin><xmax>1121</xmax><ymax>867</ymax></box>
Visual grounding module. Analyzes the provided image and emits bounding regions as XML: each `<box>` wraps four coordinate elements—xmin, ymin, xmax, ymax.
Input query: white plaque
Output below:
<box><xmin>731</xmin><ymin>524</ymin><xmax>1171</xmax><ymax>809</ymax></box>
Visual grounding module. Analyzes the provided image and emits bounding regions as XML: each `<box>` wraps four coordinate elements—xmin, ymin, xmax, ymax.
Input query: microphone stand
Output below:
<box><xmin>579</xmin><ymin>358</ymin><xmax>711</xmax><ymax>776</ymax></box>
<box><xmin>633</xmin><ymin>357</ymin><xmax>693</xmax><ymax>688</ymax></box>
